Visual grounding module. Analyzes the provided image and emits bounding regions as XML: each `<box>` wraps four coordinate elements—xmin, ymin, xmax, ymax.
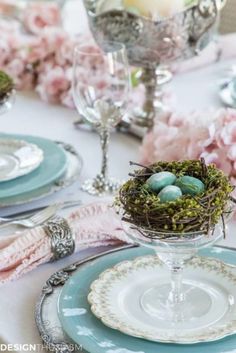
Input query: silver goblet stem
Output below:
<box><xmin>135</xmin><ymin>67</ymin><xmax>172</xmax><ymax>128</ymax></box>
<box><xmin>100</xmin><ymin>128</ymin><xmax>109</xmax><ymax>180</ymax></box>
<box><xmin>81</xmin><ymin>126</ymin><xmax>121</xmax><ymax>195</ymax></box>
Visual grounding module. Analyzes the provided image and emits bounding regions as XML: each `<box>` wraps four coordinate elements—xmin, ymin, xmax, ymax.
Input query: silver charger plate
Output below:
<box><xmin>35</xmin><ymin>246</ymin><xmax>134</xmax><ymax>353</ymax></box>
<box><xmin>0</xmin><ymin>138</ymin><xmax>44</xmax><ymax>182</ymax></box>
<box><xmin>0</xmin><ymin>141</ymin><xmax>83</xmax><ymax>207</ymax></box>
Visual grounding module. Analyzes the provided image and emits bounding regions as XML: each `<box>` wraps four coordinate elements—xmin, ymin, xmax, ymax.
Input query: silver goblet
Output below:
<box><xmin>83</xmin><ymin>0</ymin><xmax>226</xmax><ymax>128</ymax></box>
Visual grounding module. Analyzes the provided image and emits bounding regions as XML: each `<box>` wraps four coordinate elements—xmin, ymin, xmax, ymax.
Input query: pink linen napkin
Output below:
<box><xmin>0</xmin><ymin>202</ymin><xmax>130</xmax><ymax>285</ymax></box>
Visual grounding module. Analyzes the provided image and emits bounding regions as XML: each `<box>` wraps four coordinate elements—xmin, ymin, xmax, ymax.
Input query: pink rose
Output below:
<box><xmin>36</xmin><ymin>66</ymin><xmax>70</xmax><ymax>103</ymax></box>
<box><xmin>26</xmin><ymin>37</ymin><xmax>50</xmax><ymax>63</ymax></box>
<box><xmin>55</xmin><ymin>38</ymin><xmax>75</xmax><ymax>66</ymax></box>
<box><xmin>40</xmin><ymin>27</ymin><xmax>68</xmax><ymax>51</ymax></box>
<box><xmin>5</xmin><ymin>58</ymin><xmax>24</xmax><ymax>77</ymax></box>
<box><xmin>0</xmin><ymin>37</ymin><xmax>11</xmax><ymax>66</ymax></box>
<box><xmin>60</xmin><ymin>89</ymin><xmax>75</xmax><ymax>109</ymax></box>
<box><xmin>23</xmin><ymin>3</ymin><xmax>61</xmax><ymax>34</ymax></box>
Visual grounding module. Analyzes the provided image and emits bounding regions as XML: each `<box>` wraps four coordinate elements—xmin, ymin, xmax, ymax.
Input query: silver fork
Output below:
<box><xmin>0</xmin><ymin>204</ymin><xmax>61</xmax><ymax>229</ymax></box>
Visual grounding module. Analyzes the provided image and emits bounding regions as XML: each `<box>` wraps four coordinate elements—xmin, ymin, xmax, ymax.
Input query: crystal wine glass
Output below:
<box><xmin>121</xmin><ymin>209</ymin><xmax>229</xmax><ymax>324</ymax></box>
<box><xmin>73</xmin><ymin>41</ymin><xmax>130</xmax><ymax>195</ymax></box>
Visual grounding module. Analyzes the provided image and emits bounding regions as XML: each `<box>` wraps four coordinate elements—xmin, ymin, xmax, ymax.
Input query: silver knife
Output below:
<box><xmin>0</xmin><ymin>200</ymin><xmax>82</xmax><ymax>221</ymax></box>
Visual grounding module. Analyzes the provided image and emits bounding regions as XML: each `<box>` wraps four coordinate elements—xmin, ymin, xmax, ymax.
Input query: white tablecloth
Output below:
<box><xmin>1</xmin><ymin>1</ymin><xmax>236</xmax><ymax>351</ymax></box>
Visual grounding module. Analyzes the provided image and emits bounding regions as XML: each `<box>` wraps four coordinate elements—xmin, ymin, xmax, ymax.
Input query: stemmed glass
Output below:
<box><xmin>73</xmin><ymin>41</ymin><xmax>130</xmax><ymax>195</ymax></box>
<box><xmin>121</xmin><ymin>211</ymin><xmax>226</xmax><ymax>324</ymax></box>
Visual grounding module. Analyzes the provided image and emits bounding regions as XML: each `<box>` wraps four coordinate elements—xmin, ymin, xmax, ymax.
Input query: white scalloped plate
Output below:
<box><xmin>88</xmin><ymin>255</ymin><xmax>236</xmax><ymax>344</ymax></box>
<box><xmin>0</xmin><ymin>138</ymin><xmax>43</xmax><ymax>182</ymax></box>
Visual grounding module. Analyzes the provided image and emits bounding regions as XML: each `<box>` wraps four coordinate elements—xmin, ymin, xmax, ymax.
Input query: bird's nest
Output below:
<box><xmin>117</xmin><ymin>159</ymin><xmax>234</xmax><ymax>238</ymax></box>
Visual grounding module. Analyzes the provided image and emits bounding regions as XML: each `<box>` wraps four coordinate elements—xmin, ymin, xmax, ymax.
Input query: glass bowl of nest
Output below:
<box><xmin>0</xmin><ymin>70</ymin><xmax>15</xmax><ymax>115</ymax></box>
<box><xmin>117</xmin><ymin>159</ymin><xmax>235</xmax><ymax>325</ymax></box>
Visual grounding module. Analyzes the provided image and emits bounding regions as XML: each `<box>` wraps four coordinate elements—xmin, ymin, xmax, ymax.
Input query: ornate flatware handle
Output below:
<box><xmin>44</xmin><ymin>216</ymin><xmax>75</xmax><ymax>261</ymax></box>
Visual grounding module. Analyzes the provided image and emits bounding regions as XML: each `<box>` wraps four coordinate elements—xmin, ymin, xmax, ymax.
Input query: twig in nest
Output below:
<box><xmin>200</xmin><ymin>157</ymin><xmax>207</xmax><ymax>179</ymax></box>
<box><xmin>221</xmin><ymin>214</ymin><xmax>226</xmax><ymax>239</ymax></box>
<box><xmin>129</xmin><ymin>161</ymin><xmax>157</xmax><ymax>173</ymax></box>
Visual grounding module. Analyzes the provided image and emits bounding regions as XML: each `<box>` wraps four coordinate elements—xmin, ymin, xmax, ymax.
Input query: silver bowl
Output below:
<box><xmin>83</xmin><ymin>0</ymin><xmax>226</xmax><ymax>127</ymax></box>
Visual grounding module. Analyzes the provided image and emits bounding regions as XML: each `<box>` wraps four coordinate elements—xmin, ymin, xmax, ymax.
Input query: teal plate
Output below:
<box><xmin>58</xmin><ymin>246</ymin><xmax>236</xmax><ymax>353</ymax></box>
<box><xmin>0</xmin><ymin>134</ymin><xmax>67</xmax><ymax>204</ymax></box>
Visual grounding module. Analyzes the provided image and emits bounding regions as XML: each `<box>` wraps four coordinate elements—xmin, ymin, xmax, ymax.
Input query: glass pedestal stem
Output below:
<box><xmin>168</xmin><ymin>267</ymin><xmax>185</xmax><ymax>304</ymax></box>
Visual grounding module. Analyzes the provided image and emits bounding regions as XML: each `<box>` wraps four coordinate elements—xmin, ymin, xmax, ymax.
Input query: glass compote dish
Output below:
<box><xmin>73</xmin><ymin>41</ymin><xmax>130</xmax><ymax>195</ymax></box>
<box><xmin>118</xmin><ymin>159</ymin><xmax>234</xmax><ymax>326</ymax></box>
<box><xmin>121</xmin><ymin>220</ymin><xmax>225</xmax><ymax>323</ymax></box>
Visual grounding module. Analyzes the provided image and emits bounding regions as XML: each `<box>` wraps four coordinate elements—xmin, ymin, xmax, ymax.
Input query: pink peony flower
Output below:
<box><xmin>23</xmin><ymin>3</ymin><xmax>61</xmax><ymax>35</ymax></box>
<box><xmin>201</xmin><ymin>149</ymin><xmax>233</xmax><ymax>175</ymax></box>
<box><xmin>140</xmin><ymin>109</ymin><xmax>236</xmax><ymax>183</ymax></box>
<box><xmin>220</xmin><ymin>121</ymin><xmax>236</xmax><ymax>146</ymax></box>
<box><xmin>227</xmin><ymin>145</ymin><xmax>236</xmax><ymax>161</ymax></box>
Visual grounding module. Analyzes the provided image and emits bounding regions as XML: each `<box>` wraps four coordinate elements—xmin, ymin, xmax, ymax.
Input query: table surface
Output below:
<box><xmin>1</xmin><ymin>1</ymin><xmax>236</xmax><ymax>351</ymax></box>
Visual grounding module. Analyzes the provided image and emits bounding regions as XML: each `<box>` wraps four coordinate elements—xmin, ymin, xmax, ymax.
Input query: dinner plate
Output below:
<box><xmin>0</xmin><ymin>135</ymin><xmax>82</xmax><ymax>207</ymax></box>
<box><xmin>0</xmin><ymin>140</ymin><xmax>82</xmax><ymax>207</ymax></box>
<box><xmin>55</xmin><ymin>246</ymin><xmax>236</xmax><ymax>353</ymax></box>
<box><xmin>88</xmin><ymin>255</ymin><xmax>236</xmax><ymax>344</ymax></box>
<box><xmin>0</xmin><ymin>134</ymin><xmax>67</xmax><ymax>206</ymax></box>
<box><xmin>0</xmin><ymin>138</ymin><xmax>43</xmax><ymax>182</ymax></box>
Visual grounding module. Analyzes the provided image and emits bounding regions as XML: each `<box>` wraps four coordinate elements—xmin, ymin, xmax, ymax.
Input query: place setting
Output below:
<box><xmin>1</xmin><ymin>0</ymin><xmax>236</xmax><ymax>352</ymax></box>
<box><xmin>0</xmin><ymin>73</ymin><xmax>83</xmax><ymax>210</ymax></box>
<box><xmin>35</xmin><ymin>159</ymin><xmax>236</xmax><ymax>353</ymax></box>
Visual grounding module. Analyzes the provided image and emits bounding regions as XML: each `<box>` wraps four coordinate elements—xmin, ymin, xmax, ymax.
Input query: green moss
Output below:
<box><xmin>117</xmin><ymin>160</ymin><xmax>233</xmax><ymax>235</ymax></box>
<box><xmin>0</xmin><ymin>71</ymin><xmax>14</xmax><ymax>100</ymax></box>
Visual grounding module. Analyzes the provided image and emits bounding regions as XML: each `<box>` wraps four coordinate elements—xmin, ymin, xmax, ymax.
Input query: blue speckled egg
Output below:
<box><xmin>175</xmin><ymin>176</ymin><xmax>205</xmax><ymax>196</ymax></box>
<box><xmin>146</xmin><ymin>172</ymin><xmax>176</xmax><ymax>193</ymax></box>
<box><xmin>158</xmin><ymin>185</ymin><xmax>182</xmax><ymax>203</ymax></box>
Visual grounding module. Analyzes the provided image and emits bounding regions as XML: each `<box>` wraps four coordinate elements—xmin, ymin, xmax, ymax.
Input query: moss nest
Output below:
<box><xmin>117</xmin><ymin>159</ymin><xmax>234</xmax><ymax>236</ymax></box>
<box><xmin>0</xmin><ymin>71</ymin><xmax>14</xmax><ymax>101</ymax></box>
